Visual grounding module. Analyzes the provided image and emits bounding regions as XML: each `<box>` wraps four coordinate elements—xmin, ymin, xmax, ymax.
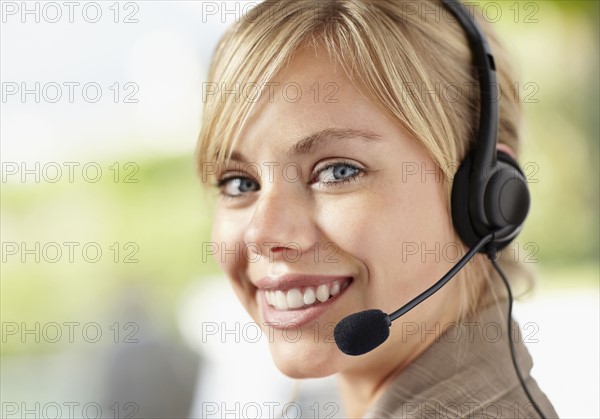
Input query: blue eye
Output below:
<box><xmin>316</xmin><ymin>162</ymin><xmax>363</xmax><ymax>185</ymax></box>
<box><xmin>217</xmin><ymin>176</ymin><xmax>260</xmax><ymax>198</ymax></box>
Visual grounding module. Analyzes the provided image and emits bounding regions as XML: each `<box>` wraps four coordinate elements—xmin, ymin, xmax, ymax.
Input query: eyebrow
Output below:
<box><xmin>289</xmin><ymin>128</ymin><xmax>382</xmax><ymax>156</ymax></box>
<box><xmin>227</xmin><ymin>128</ymin><xmax>382</xmax><ymax>163</ymax></box>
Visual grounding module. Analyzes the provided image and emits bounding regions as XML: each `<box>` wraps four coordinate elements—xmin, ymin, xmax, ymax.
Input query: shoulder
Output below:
<box><xmin>364</xmin><ymin>373</ymin><xmax>558</xmax><ymax>418</ymax></box>
<box><xmin>363</xmin><ymin>304</ymin><xmax>559</xmax><ymax>418</ymax></box>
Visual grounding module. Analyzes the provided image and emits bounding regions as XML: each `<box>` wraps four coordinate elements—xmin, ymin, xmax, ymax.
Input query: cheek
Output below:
<box><xmin>211</xmin><ymin>210</ymin><xmax>266</xmax><ymax>325</ymax></box>
<box><xmin>211</xmin><ymin>211</ymin><xmax>251</xmax><ymax>293</ymax></box>
<box><xmin>315</xmin><ymin>177</ymin><xmax>454</xmax><ymax>307</ymax></box>
<box><xmin>211</xmin><ymin>212</ymin><xmax>231</xmax><ymax>271</ymax></box>
<box><xmin>316</xmin><ymin>195</ymin><xmax>380</xmax><ymax>259</ymax></box>
<box><xmin>316</xmin><ymin>188</ymin><xmax>419</xmax><ymax>266</ymax></box>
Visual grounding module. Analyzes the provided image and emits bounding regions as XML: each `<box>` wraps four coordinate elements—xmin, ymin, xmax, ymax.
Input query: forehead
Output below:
<box><xmin>235</xmin><ymin>47</ymin><xmax>393</xmax><ymax>156</ymax></box>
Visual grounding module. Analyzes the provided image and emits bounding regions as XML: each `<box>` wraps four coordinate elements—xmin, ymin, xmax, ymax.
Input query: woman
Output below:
<box><xmin>196</xmin><ymin>0</ymin><xmax>558</xmax><ymax>417</ymax></box>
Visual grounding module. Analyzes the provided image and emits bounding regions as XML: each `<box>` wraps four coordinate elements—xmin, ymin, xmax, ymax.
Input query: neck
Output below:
<box><xmin>335</xmin><ymin>294</ymin><xmax>462</xmax><ymax>418</ymax></box>
<box><xmin>335</xmin><ymin>339</ymin><xmax>428</xmax><ymax>418</ymax></box>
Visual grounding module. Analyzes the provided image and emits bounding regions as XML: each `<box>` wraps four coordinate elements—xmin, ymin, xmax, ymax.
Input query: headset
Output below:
<box><xmin>445</xmin><ymin>2</ymin><xmax>544</xmax><ymax>415</ymax></box>
<box><xmin>445</xmin><ymin>0</ymin><xmax>530</xmax><ymax>248</ymax></box>
<box><xmin>334</xmin><ymin>0</ymin><xmax>546</xmax><ymax>417</ymax></box>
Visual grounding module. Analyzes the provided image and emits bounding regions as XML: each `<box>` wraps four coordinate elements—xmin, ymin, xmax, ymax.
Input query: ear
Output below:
<box><xmin>496</xmin><ymin>143</ymin><xmax>517</xmax><ymax>160</ymax></box>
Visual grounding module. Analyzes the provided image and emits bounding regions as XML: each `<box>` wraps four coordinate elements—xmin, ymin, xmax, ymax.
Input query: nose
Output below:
<box><xmin>243</xmin><ymin>184</ymin><xmax>319</xmax><ymax>261</ymax></box>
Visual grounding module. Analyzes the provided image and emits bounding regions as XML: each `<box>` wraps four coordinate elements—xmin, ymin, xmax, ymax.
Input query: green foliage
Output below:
<box><xmin>1</xmin><ymin>155</ymin><xmax>219</xmax><ymax>355</ymax></box>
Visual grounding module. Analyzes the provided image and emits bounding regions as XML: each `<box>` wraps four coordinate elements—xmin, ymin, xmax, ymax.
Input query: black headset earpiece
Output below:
<box><xmin>451</xmin><ymin>149</ymin><xmax>530</xmax><ymax>251</ymax></box>
<box><xmin>484</xmin><ymin>151</ymin><xmax>530</xmax><ymax>245</ymax></box>
<box><xmin>444</xmin><ymin>0</ymin><xmax>530</xmax><ymax>252</ymax></box>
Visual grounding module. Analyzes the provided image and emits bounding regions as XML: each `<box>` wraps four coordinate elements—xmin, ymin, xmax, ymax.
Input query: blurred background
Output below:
<box><xmin>1</xmin><ymin>1</ymin><xmax>598</xmax><ymax>418</ymax></box>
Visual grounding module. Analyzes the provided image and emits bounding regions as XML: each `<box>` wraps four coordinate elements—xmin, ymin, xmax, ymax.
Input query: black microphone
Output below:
<box><xmin>334</xmin><ymin>233</ymin><xmax>494</xmax><ymax>356</ymax></box>
<box><xmin>334</xmin><ymin>309</ymin><xmax>391</xmax><ymax>356</ymax></box>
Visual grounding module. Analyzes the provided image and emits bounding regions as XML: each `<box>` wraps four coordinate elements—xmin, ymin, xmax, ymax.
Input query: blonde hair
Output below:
<box><xmin>196</xmin><ymin>0</ymin><xmax>533</xmax><ymax>320</ymax></box>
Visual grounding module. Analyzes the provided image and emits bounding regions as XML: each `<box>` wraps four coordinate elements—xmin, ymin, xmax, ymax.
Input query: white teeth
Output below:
<box><xmin>316</xmin><ymin>284</ymin><xmax>330</xmax><ymax>302</ymax></box>
<box><xmin>275</xmin><ymin>290</ymin><xmax>288</xmax><ymax>310</ymax></box>
<box><xmin>286</xmin><ymin>288</ymin><xmax>303</xmax><ymax>309</ymax></box>
<box><xmin>330</xmin><ymin>282</ymin><xmax>340</xmax><ymax>296</ymax></box>
<box><xmin>264</xmin><ymin>279</ymin><xmax>350</xmax><ymax>310</ymax></box>
<box><xmin>303</xmin><ymin>288</ymin><xmax>316</xmax><ymax>305</ymax></box>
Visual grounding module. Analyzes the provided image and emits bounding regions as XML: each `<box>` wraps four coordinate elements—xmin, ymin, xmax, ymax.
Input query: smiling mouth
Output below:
<box><xmin>264</xmin><ymin>278</ymin><xmax>352</xmax><ymax>311</ymax></box>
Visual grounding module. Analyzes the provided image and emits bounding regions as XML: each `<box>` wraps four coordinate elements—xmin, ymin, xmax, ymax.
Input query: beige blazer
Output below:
<box><xmin>362</xmin><ymin>302</ymin><xmax>559</xmax><ymax>418</ymax></box>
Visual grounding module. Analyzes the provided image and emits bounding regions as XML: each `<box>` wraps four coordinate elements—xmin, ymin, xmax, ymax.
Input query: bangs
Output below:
<box><xmin>196</xmin><ymin>0</ymin><xmax>468</xmax><ymax>187</ymax></box>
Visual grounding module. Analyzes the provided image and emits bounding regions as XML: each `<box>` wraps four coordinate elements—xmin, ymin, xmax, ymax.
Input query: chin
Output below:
<box><xmin>266</xmin><ymin>332</ymin><xmax>342</xmax><ymax>379</ymax></box>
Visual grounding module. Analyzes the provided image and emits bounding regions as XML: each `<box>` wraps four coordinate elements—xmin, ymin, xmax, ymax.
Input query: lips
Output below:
<box><xmin>255</xmin><ymin>274</ymin><xmax>353</xmax><ymax>328</ymax></box>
